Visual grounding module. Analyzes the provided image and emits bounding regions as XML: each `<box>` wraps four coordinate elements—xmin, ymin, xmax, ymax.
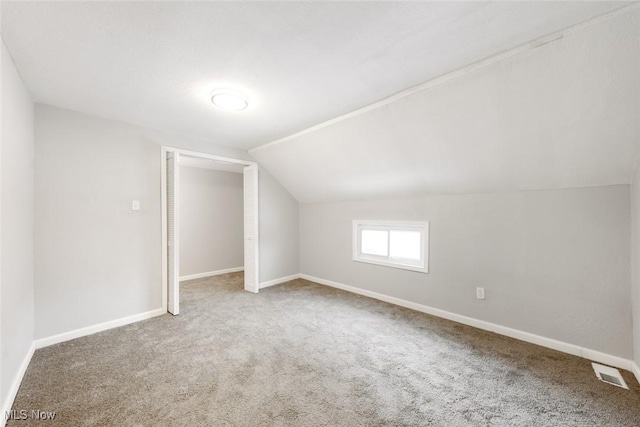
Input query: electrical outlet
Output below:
<box><xmin>476</xmin><ymin>287</ymin><xmax>485</xmax><ymax>300</ymax></box>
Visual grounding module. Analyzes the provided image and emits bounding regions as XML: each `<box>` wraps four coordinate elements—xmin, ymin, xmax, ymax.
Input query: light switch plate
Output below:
<box><xmin>132</xmin><ymin>200</ymin><xmax>140</xmax><ymax>211</ymax></box>
<box><xmin>476</xmin><ymin>287</ymin><xmax>485</xmax><ymax>300</ymax></box>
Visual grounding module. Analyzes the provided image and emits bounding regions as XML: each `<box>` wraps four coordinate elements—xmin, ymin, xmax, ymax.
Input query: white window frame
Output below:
<box><xmin>352</xmin><ymin>220</ymin><xmax>429</xmax><ymax>273</ymax></box>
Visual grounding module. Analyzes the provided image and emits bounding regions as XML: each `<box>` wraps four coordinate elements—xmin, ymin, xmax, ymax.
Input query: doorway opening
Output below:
<box><xmin>161</xmin><ymin>147</ymin><xmax>259</xmax><ymax>315</ymax></box>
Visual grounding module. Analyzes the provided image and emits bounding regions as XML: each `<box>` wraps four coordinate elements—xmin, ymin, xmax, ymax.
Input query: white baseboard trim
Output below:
<box><xmin>34</xmin><ymin>308</ymin><xmax>166</xmax><ymax>349</ymax></box>
<box><xmin>260</xmin><ymin>273</ymin><xmax>302</xmax><ymax>289</ymax></box>
<box><xmin>180</xmin><ymin>267</ymin><xmax>244</xmax><ymax>282</ymax></box>
<box><xmin>300</xmin><ymin>274</ymin><xmax>635</xmax><ymax>374</ymax></box>
<box><xmin>1</xmin><ymin>342</ymin><xmax>35</xmax><ymax>427</ymax></box>
<box><xmin>632</xmin><ymin>362</ymin><xmax>640</xmax><ymax>385</ymax></box>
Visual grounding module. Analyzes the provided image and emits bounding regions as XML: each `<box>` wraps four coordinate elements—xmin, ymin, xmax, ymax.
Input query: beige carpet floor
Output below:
<box><xmin>9</xmin><ymin>273</ymin><xmax>640</xmax><ymax>426</ymax></box>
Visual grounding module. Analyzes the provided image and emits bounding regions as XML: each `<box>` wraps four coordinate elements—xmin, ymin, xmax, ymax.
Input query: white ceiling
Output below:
<box><xmin>0</xmin><ymin>1</ymin><xmax>631</xmax><ymax>150</ymax></box>
<box><xmin>251</xmin><ymin>7</ymin><xmax>640</xmax><ymax>203</ymax></box>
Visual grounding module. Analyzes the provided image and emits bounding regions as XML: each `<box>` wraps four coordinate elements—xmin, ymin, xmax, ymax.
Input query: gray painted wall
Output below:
<box><xmin>1</xmin><ymin>40</ymin><xmax>34</xmax><ymax>407</ymax></box>
<box><xmin>179</xmin><ymin>166</ymin><xmax>243</xmax><ymax>277</ymax></box>
<box><xmin>631</xmin><ymin>167</ymin><xmax>640</xmax><ymax>368</ymax></box>
<box><xmin>35</xmin><ymin>104</ymin><xmax>299</xmax><ymax>339</ymax></box>
<box><xmin>258</xmin><ymin>166</ymin><xmax>299</xmax><ymax>283</ymax></box>
<box><xmin>35</xmin><ymin>105</ymin><xmax>163</xmax><ymax>339</ymax></box>
<box><xmin>300</xmin><ymin>185</ymin><xmax>632</xmax><ymax>359</ymax></box>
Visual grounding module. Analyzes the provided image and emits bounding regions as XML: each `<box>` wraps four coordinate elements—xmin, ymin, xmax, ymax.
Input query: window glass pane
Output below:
<box><xmin>361</xmin><ymin>229</ymin><xmax>388</xmax><ymax>256</ymax></box>
<box><xmin>389</xmin><ymin>230</ymin><xmax>421</xmax><ymax>261</ymax></box>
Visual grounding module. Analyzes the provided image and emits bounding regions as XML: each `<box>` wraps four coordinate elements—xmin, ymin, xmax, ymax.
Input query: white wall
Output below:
<box><xmin>179</xmin><ymin>166</ymin><xmax>243</xmax><ymax>277</ymax></box>
<box><xmin>34</xmin><ymin>104</ymin><xmax>299</xmax><ymax>339</ymax></box>
<box><xmin>300</xmin><ymin>185</ymin><xmax>632</xmax><ymax>359</ymax></box>
<box><xmin>1</xmin><ymin>40</ymin><xmax>34</xmax><ymax>412</ymax></box>
<box><xmin>631</xmin><ymin>166</ymin><xmax>640</xmax><ymax>369</ymax></box>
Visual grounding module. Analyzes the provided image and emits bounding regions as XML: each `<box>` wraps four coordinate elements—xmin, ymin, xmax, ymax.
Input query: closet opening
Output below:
<box><xmin>161</xmin><ymin>147</ymin><xmax>259</xmax><ymax>315</ymax></box>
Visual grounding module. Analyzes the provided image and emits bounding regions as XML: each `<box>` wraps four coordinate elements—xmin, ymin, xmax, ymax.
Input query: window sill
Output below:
<box><xmin>353</xmin><ymin>256</ymin><xmax>428</xmax><ymax>274</ymax></box>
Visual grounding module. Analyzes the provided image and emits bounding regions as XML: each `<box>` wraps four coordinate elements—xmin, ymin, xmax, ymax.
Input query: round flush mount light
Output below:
<box><xmin>210</xmin><ymin>89</ymin><xmax>248</xmax><ymax>111</ymax></box>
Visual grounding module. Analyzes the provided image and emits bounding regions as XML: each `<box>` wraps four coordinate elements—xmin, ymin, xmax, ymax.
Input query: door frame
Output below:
<box><xmin>161</xmin><ymin>146</ymin><xmax>260</xmax><ymax>314</ymax></box>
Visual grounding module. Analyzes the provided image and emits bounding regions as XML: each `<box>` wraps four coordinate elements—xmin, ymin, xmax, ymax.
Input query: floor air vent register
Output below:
<box><xmin>591</xmin><ymin>363</ymin><xmax>629</xmax><ymax>389</ymax></box>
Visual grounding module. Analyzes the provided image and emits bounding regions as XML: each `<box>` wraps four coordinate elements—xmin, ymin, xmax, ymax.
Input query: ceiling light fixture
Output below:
<box><xmin>210</xmin><ymin>89</ymin><xmax>248</xmax><ymax>111</ymax></box>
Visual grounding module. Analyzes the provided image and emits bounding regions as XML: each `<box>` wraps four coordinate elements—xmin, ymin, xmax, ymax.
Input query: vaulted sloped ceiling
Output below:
<box><xmin>251</xmin><ymin>7</ymin><xmax>640</xmax><ymax>203</ymax></box>
<box><xmin>2</xmin><ymin>2</ymin><xmax>638</xmax><ymax>203</ymax></box>
<box><xmin>0</xmin><ymin>1</ymin><xmax>630</xmax><ymax>150</ymax></box>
